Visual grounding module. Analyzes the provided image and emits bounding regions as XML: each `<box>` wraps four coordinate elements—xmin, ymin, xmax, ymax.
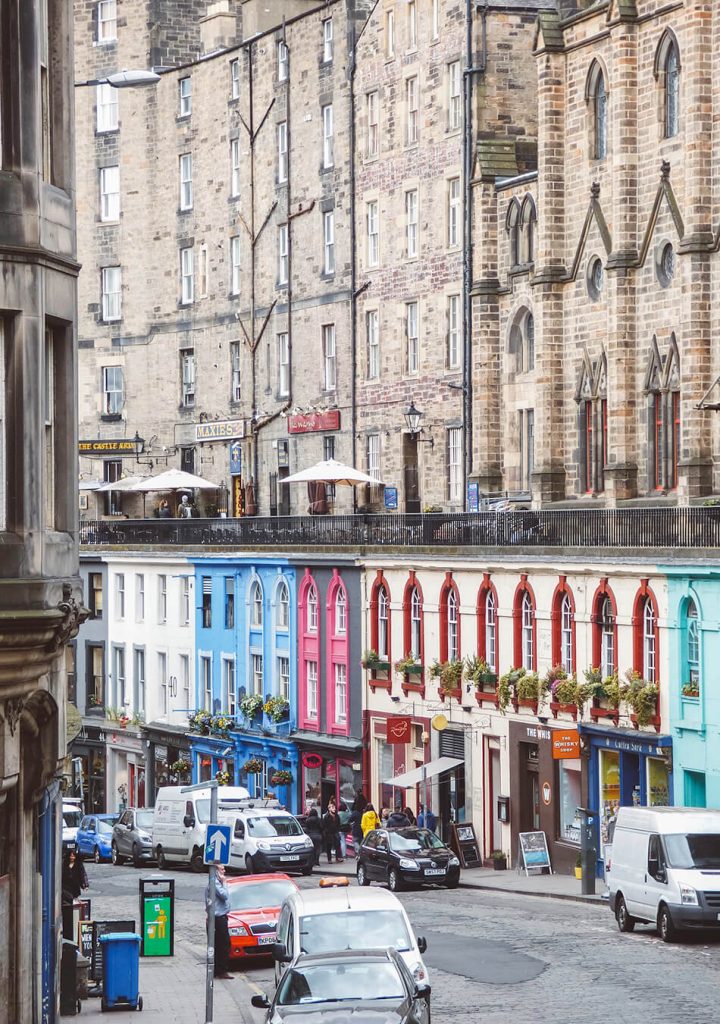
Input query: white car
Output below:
<box><xmin>219</xmin><ymin>804</ymin><xmax>315</xmax><ymax>876</ymax></box>
<box><xmin>273</xmin><ymin>878</ymin><xmax>429</xmax><ymax>986</ymax></box>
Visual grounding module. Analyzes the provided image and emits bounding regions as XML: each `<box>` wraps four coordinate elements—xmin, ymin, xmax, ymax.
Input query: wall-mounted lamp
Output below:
<box><xmin>133</xmin><ymin>431</ymin><xmax>154</xmax><ymax>468</ymax></box>
<box><xmin>403</xmin><ymin>400</ymin><xmax>434</xmax><ymax>450</ymax></box>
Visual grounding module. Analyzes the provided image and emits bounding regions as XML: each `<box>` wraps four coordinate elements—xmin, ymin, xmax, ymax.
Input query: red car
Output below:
<box><xmin>226</xmin><ymin>873</ymin><xmax>299</xmax><ymax>960</ymax></box>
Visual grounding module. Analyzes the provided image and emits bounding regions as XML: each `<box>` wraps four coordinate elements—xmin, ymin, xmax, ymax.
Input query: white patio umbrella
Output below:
<box><xmin>280</xmin><ymin>458</ymin><xmax>382</xmax><ymax>486</ymax></box>
<box><xmin>78</xmin><ymin>478</ymin><xmax>104</xmax><ymax>491</ymax></box>
<box><xmin>96</xmin><ymin>475</ymin><xmax>145</xmax><ymax>493</ymax></box>
<box><xmin>129</xmin><ymin>468</ymin><xmax>219</xmax><ymax>492</ymax></box>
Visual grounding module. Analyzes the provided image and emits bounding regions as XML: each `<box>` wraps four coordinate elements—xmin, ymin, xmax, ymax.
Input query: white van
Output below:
<box><xmin>273</xmin><ymin>879</ymin><xmax>429</xmax><ymax>986</ymax></box>
<box><xmin>219</xmin><ymin>803</ymin><xmax>315</xmax><ymax>876</ymax></box>
<box><xmin>609</xmin><ymin>806</ymin><xmax>720</xmax><ymax>942</ymax></box>
<box><xmin>152</xmin><ymin>785</ymin><xmax>249</xmax><ymax>871</ymax></box>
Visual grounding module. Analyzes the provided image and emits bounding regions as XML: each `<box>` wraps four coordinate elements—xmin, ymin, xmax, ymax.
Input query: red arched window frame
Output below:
<box><xmin>550</xmin><ymin>576</ymin><xmax>576</xmax><ymax>673</ymax></box>
<box><xmin>476</xmin><ymin>573</ymin><xmax>499</xmax><ymax>671</ymax></box>
<box><xmin>632</xmin><ymin>579</ymin><xmax>660</xmax><ymax>684</ymax></box>
<box><xmin>512</xmin><ymin>576</ymin><xmax>537</xmax><ymax>670</ymax></box>
<box><xmin>369</xmin><ymin>570</ymin><xmax>392</xmax><ymax>661</ymax></box>
<box><xmin>590</xmin><ymin>578</ymin><xmax>618</xmax><ymax>675</ymax></box>
<box><xmin>402</xmin><ymin>572</ymin><xmax>425</xmax><ymax>668</ymax></box>
<box><xmin>439</xmin><ymin>573</ymin><xmax>461</xmax><ymax>663</ymax></box>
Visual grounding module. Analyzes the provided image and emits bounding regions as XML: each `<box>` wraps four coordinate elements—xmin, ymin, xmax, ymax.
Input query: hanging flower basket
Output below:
<box><xmin>188</xmin><ymin>710</ymin><xmax>213</xmax><ymax>734</ymax></box>
<box><xmin>215</xmin><ymin>770</ymin><xmax>231</xmax><ymax>786</ymax></box>
<box><xmin>264</xmin><ymin>696</ymin><xmax>290</xmax><ymax>722</ymax></box>
<box><xmin>170</xmin><ymin>759</ymin><xmax>191</xmax><ymax>775</ymax></box>
<box><xmin>270</xmin><ymin>770</ymin><xmax>293</xmax><ymax>786</ymax></box>
<box><xmin>240</xmin><ymin>694</ymin><xmax>264</xmax><ymax>720</ymax></box>
<box><xmin>243</xmin><ymin>758</ymin><xmax>264</xmax><ymax>774</ymax></box>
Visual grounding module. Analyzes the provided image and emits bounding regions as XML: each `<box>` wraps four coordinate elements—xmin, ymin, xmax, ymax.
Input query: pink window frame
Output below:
<box><xmin>326</xmin><ymin>569</ymin><xmax>350</xmax><ymax>736</ymax></box>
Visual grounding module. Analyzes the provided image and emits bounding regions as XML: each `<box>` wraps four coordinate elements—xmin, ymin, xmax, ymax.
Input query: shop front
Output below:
<box><xmin>142</xmin><ymin>721</ymin><xmax>192</xmax><ymax>803</ymax></box>
<box><xmin>106</xmin><ymin>728</ymin><xmax>146</xmax><ymax>812</ymax></box>
<box><xmin>70</xmin><ymin>725</ymin><xmax>108</xmax><ymax>813</ymax></box>
<box><xmin>508</xmin><ymin>720</ymin><xmax>586</xmax><ymax>876</ymax></box>
<box><xmin>364</xmin><ymin>711</ymin><xmax>431</xmax><ymax>819</ymax></box>
<box><xmin>579</xmin><ymin>723</ymin><xmax>673</xmax><ymax>866</ymax></box>
<box><xmin>190</xmin><ymin>731</ymin><xmax>299</xmax><ymax>813</ymax></box>
<box><xmin>293</xmin><ymin>731</ymin><xmax>363</xmax><ymax>815</ymax></box>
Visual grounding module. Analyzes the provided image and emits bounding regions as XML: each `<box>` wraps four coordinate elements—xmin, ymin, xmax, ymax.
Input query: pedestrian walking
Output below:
<box><xmin>361</xmin><ymin>803</ymin><xmax>381</xmax><ymax>837</ymax></box>
<box><xmin>380</xmin><ymin>806</ymin><xmax>390</xmax><ymax>825</ymax></box>
<box><xmin>206</xmin><ymin>865</ymin><xmax>233</xmax><ymax>980</ymax></box>
<box><xmin>61</xmin><ymin>847</ymin><xmax>88</xmax><ymax>901</ymax></box>
<box><xmin>386</xmin><ymin>808</ymin><xmax>412</xmax><ymax>828</ymax></box>
<box><xmin>322</xmin><ymin>797</ymin><xmax>343</xmax><ymax>863</ymax></box>
<box><xmin>417</xmin><ymin>804</ymin><xmax>437</xmax><ymax>832</ymax></box>
<box><xmin>349</xmin><ymin>791</ymin><xmax>367</xmax><ymax>854</ymax></box>
<box><xmin>303</xmin><ymin>807</ymin><xmax>324</xmax><ymax>866</ymax></box>
<box><xmin>403</xmin><ymin>806</ymin><xmax>416</xmax><ymax>825</ymax></box>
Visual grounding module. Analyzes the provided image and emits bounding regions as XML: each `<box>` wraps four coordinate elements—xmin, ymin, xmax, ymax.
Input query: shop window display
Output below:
<box><xmin>648</xmin><ymin>757</ymin><xmax>669</xmax><ymax>806</ymax></box>
<box><xmin>559</xmin><ymin>758</ymin><xmax>582</xmax><ymax>844</ymax></box>
<box><xmin>599</xmin><ymin>749</ymin><xmax>620</xmax><ymax>849</ymax></box>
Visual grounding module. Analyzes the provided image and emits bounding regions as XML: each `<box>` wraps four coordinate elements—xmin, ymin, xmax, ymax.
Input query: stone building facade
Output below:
<box><xmin>472</xmin><ymin>0</ymin><xmax>720</xmax><ymax>505</ymax></box>
<box><xmin>0</xmin><ymin>2</ymin><xmax>86</xmax><ymax>1021</ymax></box>
<box><xmin>75</xmin><ymin>0</ymin><xmax>372</xmax><ymax>518</ymax></box>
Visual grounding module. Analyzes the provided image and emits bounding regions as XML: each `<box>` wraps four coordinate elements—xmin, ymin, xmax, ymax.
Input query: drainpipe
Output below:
<box><xmin>348</xmin><ymin>6</ymin><xmax>359</xmax><ymax>505</ymax></box>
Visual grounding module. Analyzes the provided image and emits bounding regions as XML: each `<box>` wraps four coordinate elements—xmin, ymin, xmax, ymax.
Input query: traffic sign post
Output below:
<box><xmin>181</xmin><ymin>781</ymin><xmax>219</xmax><ymax>1024</ymax></box>
<box><xmin>204</xmin><ymin>824</ymin><xmax>231</xmax><ymax>866</ymax></box>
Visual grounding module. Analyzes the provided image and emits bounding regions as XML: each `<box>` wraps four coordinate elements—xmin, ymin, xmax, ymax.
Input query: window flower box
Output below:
<box><xmin>549</xmin><ymin>701</ymin><xmax>578</xmax><ymax>721</ymax></box>
<box><xmin>589</xmin><ymin>705</ymin><xmax>620</xmax><ymax>725</ymax></box>
<box><xmin>401</xmin><ymin>677</ymin><xmax>425</xmax><ymax>698</ymax></box>
<box><xmin>369</xmin><ymin>676</ymin><xmax>392</xmax><ymax>692</ymax></box>
<box><xmin>437</xmin><ymin>685</ymin><xmax>462</xmax><ymax>703</ymax></box>
<box><xmin>475</xmin><ymin>689</ymin><xmax>500</xmax><ymax>708</ymax></box>
<box><xmin>629</xmin><ymin>713</ymin><xmax>661</xmax><ymax>733</ymax></box>
<box><xmin>512</xmin><ymin>698</ymin><xmax>539</xmax><ymax>714</ymax></box>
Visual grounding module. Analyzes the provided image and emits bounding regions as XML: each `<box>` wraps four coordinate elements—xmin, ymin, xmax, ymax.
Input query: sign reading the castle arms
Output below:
<box><xmin>79</xmin><ymin>439</ymin><xmax>137</xmax><ymax>457</ymax></box>
<box><xmin>288</xmin><ymin>410</ymin><xmax>340</xmax><ymax>434</ymax></box>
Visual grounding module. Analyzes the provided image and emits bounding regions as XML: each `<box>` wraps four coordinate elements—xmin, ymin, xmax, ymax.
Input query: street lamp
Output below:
<box><xmin>75</xmin><ymin>69</ymin><xmax>161</xmax><ymax>89</ymax></box>
<box><xmin>403</xmin><ymin>400</ymin><xmax>434</xmax><ymax>449</ymax></box>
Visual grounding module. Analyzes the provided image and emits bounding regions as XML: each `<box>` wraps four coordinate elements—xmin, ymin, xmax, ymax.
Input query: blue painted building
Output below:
<box><xmin>663</xmin><ymin>565</ymin><xmax>720</xmax><ymax>809</ymax></box>
<box><xmin>188</xmin><ymin>557</ymin><xmax>299</xmax><ymax>811</ymax></box>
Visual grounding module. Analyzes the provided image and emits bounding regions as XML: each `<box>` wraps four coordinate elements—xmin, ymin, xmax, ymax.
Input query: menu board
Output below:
<box><xmin>517</xmin><ymin>831</ymin><xmax>552</xmax><ymax>875</ymax></box>
<box><xmin>91</xmin><ymin>920</ymin><xmax>135</xmax><ymax>981</ymax></box>
<box><xmin>449</xmin><ymin>822</ymin><xmax>481</xmax><ymax>868</ymax></box>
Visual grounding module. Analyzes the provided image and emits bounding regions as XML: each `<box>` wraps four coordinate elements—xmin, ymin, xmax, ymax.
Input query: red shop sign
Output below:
<box><xmin>302</xmin><ymin>753</ymin><xmax>323</xmax><ymax>770</ymax></box>
<box><xmin>288</xmin><ymin>410</ymin><xmax>341</xmax><ymax>434</ymax></box>
<box><xmin>387</xmin><ymin>717</ymin><xmax>411</xmax><ymax>744</ymax></box>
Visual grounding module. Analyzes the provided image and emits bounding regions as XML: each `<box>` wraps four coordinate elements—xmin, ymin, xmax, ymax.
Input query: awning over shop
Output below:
<box><xmin>384</xmin><ymin>756</ymin><xmax>463</xmax><ymax>789</ymax></box>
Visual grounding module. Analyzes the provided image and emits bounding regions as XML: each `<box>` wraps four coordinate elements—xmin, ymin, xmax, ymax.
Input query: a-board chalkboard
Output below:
<box><xmin>92</xmin><ymin>920</ymin><xmax>135</xmax><ymax>981</ymax></box>
<box><xmin>449</xmin><ymin>822</ymin><xmax>482</xmax><ymax>868</ymax></box>
<box><xmin>517</xmin><ymin>831</ymin><xmax>552</xmax><ymax>875</ymax></box>
<box><xmin>78</xmin><ymin>921</ymin><xmax>94</xmax><ymax>959</ymax></box>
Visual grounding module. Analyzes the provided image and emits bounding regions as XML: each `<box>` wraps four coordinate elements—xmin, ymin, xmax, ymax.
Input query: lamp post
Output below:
<box><xmin>403</xmin><ymin>400</ymin><xmax>434</xmax><ymax>450</ymax></box>
<box><xmin>75</xmin><ymin>69</ymin><xmax>161</xmax><ymax>89</ymax></box>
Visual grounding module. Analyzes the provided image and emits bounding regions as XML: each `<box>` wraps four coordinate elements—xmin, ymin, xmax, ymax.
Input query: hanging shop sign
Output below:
<box><xmin>288</xmin><ymin>410</ymin><xmax>340</xmax><ymax>434</ymax></box>
<box><xmin>387</xmin><ymin>717</ymin><xmax>411</xmax><ymax>744</ymax></box>
<box><xmin>301</xmin><ymin>753</ymin><xmax>323</xmax><ymax>770</ymax></box>
<box><xmin>195</xmin><ymin>419</ymin><xmax>245</xmax><ymax>443</ymax></box>
<box><xmin>79</xmin><ymin>439</ymin><xmax>137</xmax><ymax>457</ymax></box>
<box><xmin>229</xmin><ymin>441</ymin><xmax>242</xmax><ymax>476</ymax></box>
<box><xmin>552</xmin><ymin>729</ymin><xmax>580</xmax><ymax>760</ymax></box>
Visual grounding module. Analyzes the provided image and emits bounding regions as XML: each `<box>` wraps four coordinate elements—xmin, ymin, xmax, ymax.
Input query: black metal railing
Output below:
<box><xmin>79</xmin><ymin>506</ymin><xmax>720</xmax><ymax>551</ymax></box>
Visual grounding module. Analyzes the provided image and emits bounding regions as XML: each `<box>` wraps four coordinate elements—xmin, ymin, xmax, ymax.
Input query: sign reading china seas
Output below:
<box><xmin>552</xmin><ymin>728</ymin><xmax>580</xmax><ymax>760</ymax></box>
<box><xmin>387</xmin><ymin>717</ymin><xmax>411</xmax><ymax>744</ymax></box>
<box><xmin>288</xmin><ymin>410</ymin><xmax>340</xmax><ymax>434</ymax></box>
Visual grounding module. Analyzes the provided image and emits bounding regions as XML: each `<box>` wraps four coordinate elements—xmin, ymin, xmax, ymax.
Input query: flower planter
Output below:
<box><xmin>478</xmin><ymin>672</ymin><xmax>498</xmax><ymax>686</ymax></box>
<box><xmin>475</xmin><ymin>690</ymin><xmax>500</xmax><ymax>708</ymax></box>
<box><xmin>438</xmin><ymin>686</ymin><xmax>462</xmax><ymax>703</ymax></box>
<box><xmin>629</xmin><ymin>713</ymin><xmax>661</xmax><ymax>733</ymax></box>
<box><xmin>512</xmin><ymin>698</ymin><xmax>538</xmax><ymax>714</ymax></box>
<box><xmin>492</xmin><ymin>857</ymin><xmax>507</xmax><ymax>871</ymax></box>
<box><xmin>401</xmin><ymin>677</ymin><xmax>425</xmax><ymax>698</ymax></box>
<box><xmin>549</xmin><ymin>701</ymin><xmax>578</xmax><ymax>721</ymax></box>
<box><xmin>362</xmin><ymin>660</ymin><xmax>390</xmax><ymax>672</ymax></box>
<box><xmin>369</xmin><ymin>676</ymin><xmax>392</xmax><ymax>692</ymax></box>
<box><xmin>589</xmin><ymin>705</ymin><xmax>620</xmax><ymax>725</ymax></box>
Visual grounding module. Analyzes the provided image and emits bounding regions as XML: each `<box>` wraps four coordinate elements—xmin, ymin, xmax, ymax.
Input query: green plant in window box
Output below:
<box><xmin>361</xmin><ymin>649</ymin><xmax>382</xmax><ymax>669</ymax></box>
<box><xmin>239</xmin><ymin>693</ymin><xmax>264</xmax><ymax>720</ymax></box>
<box><xmin>438</xmin><ymin>659</ymin><xmax>464</xmax><ymax>693</ymax></box>
<box><xmin>395</xmin><ymin>654</ymin><xmax>422</xmax><ymax>675</ymax></box>
<box><xmin>465</xmin><ymin>656</ymin><xmax>498</xmax><ymax>688</ymax></box>
<box><xmin>515</xmin><ymin>671</ymin><xmax>544</xmax><ymax>703</ymax></box>
<box><xmin>264</xmin><ymin>695</ymin><xmax>290</xmax><ymax>722</ymax></box>
<box><xmin>624</xmin><ymin>671</ymin><xmax>659</xmax><ymax>726</ymax></box>
<box><xmin>188</xmin><ymin>710</ymin><xmax>213</xmax><ymax>734</ymax></box>
<box><xmin>497</xmin><ymin>668</ymin><xmax>523</xmax><ymax>713</ymax></box>
<box><xmin>682</xmin><ymin>682</ymin><xmax>700</xmax><ymax>698</ymax></box>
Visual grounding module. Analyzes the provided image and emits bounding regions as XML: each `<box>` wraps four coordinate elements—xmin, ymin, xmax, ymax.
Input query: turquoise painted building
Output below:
<box><xmin>663</xmin><ymin>565</ymin><xmax>720</xmax><ymax>809</ymax></box>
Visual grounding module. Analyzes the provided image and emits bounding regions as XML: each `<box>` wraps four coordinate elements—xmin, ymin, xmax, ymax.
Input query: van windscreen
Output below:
<box><xmin>664</xmin><ymin>833</ymin><xmax>720</xmax><ymax>870</ymax></box>
<box><xmin>299</xmin><ymin>910</ymin><xmax>411</xmax><ymax>954</ymax></box>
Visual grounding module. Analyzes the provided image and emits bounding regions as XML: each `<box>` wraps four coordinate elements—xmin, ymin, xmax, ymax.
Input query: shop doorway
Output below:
<box><xmin>403</xmin><ymin>436</ymin><xmax>420</xmax><ymax>513</ymax></box>
<box><xmin>519</xmin><ymin>742</ymin><xmax>540</xmax><ymax>832</ymax></box>
<box><xmin>490</xmin><ymin>744</ymin><xmax>502</xmax><ymax>853</ymax></box>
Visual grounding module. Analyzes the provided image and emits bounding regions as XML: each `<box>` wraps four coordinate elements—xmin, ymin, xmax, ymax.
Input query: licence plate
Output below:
<box><xmin>425</xmin><ymin>868</ymin><xmax>445</xmax><ymax>876</ymax></box>
<box><xmin>280</xmin><ymin>855</ymin><xmax>299</xmax><ymax>861</ymax></box>
<box><xmin>258</xmin><ymin>935</ymin><xmax>275</xmax><ymax>945</ymax></box>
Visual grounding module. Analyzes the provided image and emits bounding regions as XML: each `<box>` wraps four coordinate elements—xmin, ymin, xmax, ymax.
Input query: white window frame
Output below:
<box><xmin>181</xmin><ymin>577</ymin><xmax>191</xmax><ymax>626</ymax></box>
<box><xmin>334</xmin><ymin>663</ymin><xmax>348</xmax><ymax>723</ymax></box>
<box><xmin>115</xmin><ymin>572</ymin><xmax>125</xmax><ymax>619</ymax></box>
<box><xmin>230</xmin><ymin>58</ymin><xmax>240</xmax><ymax>100</ymax></box>
<box><xmin>231</xmin><ymin>341</ymin><xmax>242</xmax><ymax>402</ymax></box>
<box><xmin>278</xmin><ymin>332</ymin><xmax>289</xmax><ymax>396</ymax></box>
<box><xmin>447</xmin><ymin>294</ymin><xmax>460</xmax><ymax>369</ymax></box>
<box><xmin>179</xmin><ymin>153</ymin><xmax>193</xmax><ymax>211</ymax></box>
<box><xmin>251</xmin><ymin>653</ymin><xmax>263</xmax><ymax>695</ymax></box>
<box><xmin>277</xmin><ymin>121</ymin><xmax>288</xmax><ymax>183</ymax></box>
<box><xmin>230</xmin><ymin>235</ymin><xmax>241</xmax><ymax>295</ymax></box>
<box><xmin>96</xmin><ymin>83</ymin><xmax>118</xmax><ymax>133</ymax></box>
<box><xmin>230</xmin><ymin>138</ymin><xmax>241</xmax><ymax>197</ymax></box>
<box><xmin>335</xmin><ymin>588</ymin><xmax>347</xmax><ymax>635</ymax></box>
<box><xmin>410</xmin><ymin>587</ymin><xmax>421</xmax><ymax>659</ymax></box>
<box><xmin>561</xmin><ymin>594</ymin><xmax>573</xmax><ymax>673</ymax></box>
<box><xmin>448</xmin><ymin>176</ymin><xmax>460</xmax><ymax>247</ymax></box>
<box><xmin>322</xmin><ymin>324</ymin><xmax>336</xmax><ymax>391</ymax></box>
<box><xmin>223</xmin><ymin>657</ymin><xmax>236</xmax><ymax>716</ymax></box>
<box><xmin>367</xmin><ymin>201</ymin><xmax>379</xmax><ymax>267</ymax></box>
<box><xmin>180</xmin><ymin>246</ymin><xmax>194</xmax><ymax>305</ymax></box>
<box><xmin>180</xmin><ymin>653</ymin><xmax>190</xmax><ymax>704</ymax></box>
<box><xmin>448</xmin><ymin>427</ymin><xmax>462</xmax><ymax>502</ymax></box>
<box><xmin>200</xmin><ymin>654</ymin><xmax>212</xmax><ymax>711</ymax></box>
<box><xmin>307</xmin><ymin>660</ymin><xmax>318</xmax><ymax>719</ymax></box>
<box><xmin>113</xmin><ymin>645</ymin><xmax>126</xmax><ymax>708</ymax></box>
<box><xmin>135</xmin><ymin>573</ymin><xmax>145</xmax><ymax>622</ymax></box>
<box><xmin>323</xmin><ymin>17</ymin><xmax>333</xmax><ymax>62</ymax></box>
<box><xmin>322</xmin><ymin>104</ymin><xmax>334</xmax><ymax>169</ymax></box>
<box><xmin>600</xmin><ymin>596</ymin><xmax>614</xmax><ymax>679</ymax></box>
<box><xmin>447</xmin><ymin>590</ymin><xmax>459</xmax><ymax>661</ymax></box>
<box><xmin>100</xmin><ymin>165</ymin><xmax>120</xmax><ymax>222</ymax></box>
<box><xmin>485</xmin><ymin>590</ymin><xmax>497</xmax><ymax>672</ymax></box>
<box><xmin>101</xmin><ymin>266</ymin><xmax>122</xmax><ymax>322</ymax></box>
<box><xmin>367</xmin><ymin>91</ymin><xmax>379</xmax><ymax>158</ymax></box>
<box><xmin>386</xmin><ymin>9</ymin><xmax>395</xmax><ymax>58</ymax></box>
<box><xmin>251</xmin><ymin>582</ymin><xmax>263</xmax><ymax>626</ymax></box>
<box><xmin>643</xmin><ymin>600</ymin><xmax>657</xmax><ymax>683</ymax></box>
<box><xmin>97</xmin><ymin>0</ymin><xmax>117</xmax><ymax>42</ymax></box>
<box><xmin>323</xmin><ymin>210</ymin><xmax>335</xmax><ymax>275</ymax></box>
<box><xmin>198</xmin><ymin>244</ymin><xmax>208</xmax><ymax>298</ymax></box>
<box><xmin>134</xmin><ymin>647</ymin><xmax>146</xmax><ymax>714</ymax></box>
<box><xmin>367</xmin><ymin>433</ymin><xmax>380</xmax><ymax>482</ymax></box>
<box><xmin>406</xmin><ymin>77</ymin><xmax>418</xmax><ymax>145</ymax></box>
<box><xmin>159</xmin><ymin>651</ymin><xmax>169</xmax><ymax>715</ymax></box>
<box><xmin>366</xmin><ymin>310</ymin><xmax>379</xmax><ymax>379</ymax></box>
<box><xmin>405</xmin><ymin>189</ymin><xmax>418</xmax><ymax>258</ymax></box>
<box><xmin>179</xmin><ymin>77</ymin><xmax>192</xmax><ymax>117</ymax></box>
<box><xmin>277</xmin><ymin>582</ymin><xmax>290</xmax><ymax>629</ymax></box>
<box><xmin>278</xmin><ymin>224</ymin><xmax>288</xmax><ymax>285</ymax></box>
<box><xmin>158</xmin><ymin>574</ymin><xmax>167</xmax><ymax>624</ymax></box>
<box><xmin>278</xmin><ymin>656</ymin><xmax>290</xmax><ymax>700</ymax></box>
<box><xmin>278</xmin><ymin>40</ymin><xmax>289</xmax><ymax>81</ymax></box>
<box><xmin>102</xmin><ymin>365</ymin><xmax>124</xmax><ymax>415</ymax></box>
<box><xmin>378</xmin><ymin>588</ymin><xmax>389</xmax><ymax>659</ymax></box>
<box><xmin>181</xmin><ymin>351</ymin><xmax>195</xmax><ymax>408</ymax></box>
<box><xmin>521</xmin><ymin>591</ymin><xmax>534</xmax><ymax>669</ymax></box>
<box><xmin>407</xmin><ymin>0</ymin><xmax>417</xmax><ymax>50</ymax></box>
<box><xmin>406</xmin><ymin>301</ymin><xmax>419</xmax><ymax>374</ymax></box>
<box><xmin>308</xmin><ymin>585</ymin><xmax>318</xmax><ymax>632</ymax></box>
<box><xmin>448</xmin><ymin>61</ymin><xmax>462</xmax><ymax>131</ymax></box>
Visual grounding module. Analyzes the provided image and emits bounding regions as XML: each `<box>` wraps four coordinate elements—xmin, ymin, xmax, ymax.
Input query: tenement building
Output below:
<box><xmin>472</xmin><ymin>0</ymin><xmax>720</xmax><ymax>504</ymax></box>
<box><xmin>75</xmin><ymin>0</ymin><xmax>372</xmax><ymax>518</ymax></box>
<box><xmin>0</xmin><ymin>2</ymin><xmax>86</xmax><ymax>1021</ymax></box>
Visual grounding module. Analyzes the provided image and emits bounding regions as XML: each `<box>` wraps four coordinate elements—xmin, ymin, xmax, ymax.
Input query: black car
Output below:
<box><xmin>357</xmin><ymin>827</ymin><xmax>461</xmax><ymax>891</ymax></box>
<box><xmin>251</xmin><ymin>948</ymin><xmax>431</xmax><ymax>1024</ymax></box>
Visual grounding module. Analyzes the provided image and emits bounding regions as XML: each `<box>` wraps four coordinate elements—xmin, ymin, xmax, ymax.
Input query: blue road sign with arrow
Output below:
<box><xmin>204</xmin><ymin>823</ymin><xmax>232</xmax><ymax>865</ymax></box>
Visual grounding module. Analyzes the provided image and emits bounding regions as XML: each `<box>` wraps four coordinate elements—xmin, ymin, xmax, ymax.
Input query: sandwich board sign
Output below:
<box><xmin>517</xmin><ymin>831</ymin><xmax>552</xmax><ymax>876</ymax></box>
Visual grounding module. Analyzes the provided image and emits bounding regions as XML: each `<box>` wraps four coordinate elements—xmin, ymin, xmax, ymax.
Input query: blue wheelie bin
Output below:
<box><xmin>99</xmin><ymin>932</ymin><xmax>143</xmax><ymax>1012</ymax></box>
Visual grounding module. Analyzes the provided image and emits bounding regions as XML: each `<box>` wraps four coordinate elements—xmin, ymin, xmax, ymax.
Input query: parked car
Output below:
<box><xmin>254</xmin><ymin>948</ymin><xmax>431</xmax><ymax>1023</ymax></box>
<box><xmin>112</xmin><ymin>807</ymin><xmax>155</xmax><ymax>867</ymax></box>
<box><xmin>226</xmin><ymin>873</ymin><xmax>299</xmax><ymax>960</ymax></box>
<box><xmin>357</xmin><ymin>827</ymin><xmax>460</xmax><ymax>891</ymax></box>
<box><xmin>609</xmin><ymin>806</ymin><xmax>720</xmax><ymax>942</ymax></box>
<box><xmin>152</xmin><ymin>785</ymin><xmax>249</xmax><ymax>871</ymax></box>
<box><xmin>273</xmin><ymin>877</ymin><xmax>428</xmax><ymax>987</ymax></box>
<box><xmin>220</xmin><ymin>804</ymin><xmax>315</xmax><ymax>876</ymax></box>
<box><xmin>76</xmin><ymin>814</ymin><xmax>119</xmax><ymax>863</ymax></box>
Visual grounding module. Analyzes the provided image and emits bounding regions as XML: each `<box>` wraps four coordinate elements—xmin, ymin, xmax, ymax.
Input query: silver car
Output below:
<box><xmin>112</xmin><ymin>807</ymin><xmax>155</xmax><ymax>867</ymax></box>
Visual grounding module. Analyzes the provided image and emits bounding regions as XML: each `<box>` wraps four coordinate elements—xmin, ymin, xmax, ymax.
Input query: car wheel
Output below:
<box><xmin>156</xmin><ymin>847</ymin><xmax>166</xmax><ymax>870</ymax></box>
<box><xmin>132</xmin><ymin>844</ymin><xmax>142</xmax><ymax>868</ymax></box>
<box><xmin>111</xmin><ymin>842</ymin><xmax>125</xmax><ymax>866</ymax></box>
<box><xmin>94</xmin><ymin>846</ymin><xmax>101</xmax><ymax>864</ymax></box>
<box><xmin>388</xmin><ymin>868</ymin><xmax>403</xmax><ymax>893</ymax></box>
<box><xmin>245</xmin><ymin>854</ymin><xmax>255</xmax><ymax>875</ymax></box>
<box><xmin>445</xmin><ymin>877</ymin><xmax>459</xmax><ymax>889</ymax></box>
<box><xmin>190</xmin><ymin>847</ymin><xmax>206</xmax><ymax>873</ymax></box>
<box><xmin>357</xmin><ymin>862</ymin><xmax>370</xmax><ymax>887</ymax></box>
<box><xmin>301</xmin><ymin>863</ymin><xmax>313</xmax><ymax>876</ymax></box>
<box><xmin>658</xmin><ymin>904</ymin><xmax>676</xmax><ymax>943</ymax></box>
<box><xmin>615</xmin><ymin>895</ymin><xmax>635</xmax><ymax>933</ymax></box>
